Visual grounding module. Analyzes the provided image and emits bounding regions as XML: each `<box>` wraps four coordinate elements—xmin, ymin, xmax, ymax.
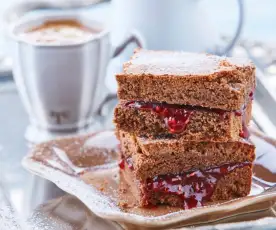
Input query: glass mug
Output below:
<box><xmin>10</xmin><ymin>13</ymin><xmax>143</xmax><ymax>143</ymax></box>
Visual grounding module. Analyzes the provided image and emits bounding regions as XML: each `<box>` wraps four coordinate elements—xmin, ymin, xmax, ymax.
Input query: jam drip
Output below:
<box><xmin>119</xmin><ymin>157</ymin><xmax>134</xmax><ymax>170</ymax></box>
<box><xmin>238</xmin><ymin>89</ymin><xmax>254</xmax><ymax>139</ymax></box>
<box><xmin>249</xmin><ymin>89</ymin><xmax>254</xmax><ymax>101</ymax></box>
<box><xmin>240</xmin><ymin>121</ymin><xmax>250</xmax><ymax>139</ymax></box>
<box><xmin>145</xmin><ymin>162</ymin><xmax>251</xmax><ymax>209</ymax></box>
<box><xmin>125</xmin><ymin>101</ymin><xmax>196</xmax><ymax>134</ymax></box>
<box><xmin>234</xmin><ymin>104</ymin><xmax>250</xmax><ymax>139</ymax></box>
<box><xmin>118</xmin><ymin>159</ymin><xmax>125</xmax><ymax>169</ymax></box>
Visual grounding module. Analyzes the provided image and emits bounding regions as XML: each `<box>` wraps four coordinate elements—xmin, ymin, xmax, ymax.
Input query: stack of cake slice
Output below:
<box><xmin>114</xmin><ymin>49</ymin><xmax>256</xmax><ymax>209</ymax></box>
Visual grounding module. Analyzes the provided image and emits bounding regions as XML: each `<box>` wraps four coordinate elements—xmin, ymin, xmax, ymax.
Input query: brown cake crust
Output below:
<box><xmin>116</xmin><ymin>49</ymin><xmax>256</xmax><ymax>110</ymax></box>
<box><xmin>118</xmin><ymin>130</ymin><xmax>255</xmax><ymax>180</ymax></box>
<box><xmin>114</xmin><ymin>101</ymin><xmax>252</xmax><ymax>141</ymax></box>
<box><xmin>121</xmin><ymin>164</ymin><xmax>252</xmax><ymax>207</ymax></box>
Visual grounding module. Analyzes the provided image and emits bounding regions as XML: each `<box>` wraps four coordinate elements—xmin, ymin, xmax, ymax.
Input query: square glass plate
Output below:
<box><xmin>22</xmin><ymin>129</ymin><xmax>276</xmax><ymax>229</ymax></box>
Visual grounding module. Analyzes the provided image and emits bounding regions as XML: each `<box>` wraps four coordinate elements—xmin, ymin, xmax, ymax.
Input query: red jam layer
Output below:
<box><xmin>125</xmin><ymin>101</ymin><xmax>224</xmax><ymax>134</ymax></box>
<box><xmin>249</xmin><ymin>89</ymin><xmax>254</xmax><ymax>101</ymax></box>
<box><xmin>240</xmin><ymin>121</ymin><xmax>250</xmax><ymax>139</ymax></box>
<box><xmin>125</xmin><ymin>101</ymin><xmax>250</xmax><ymax>138</ymax></box>
<box><xmin>118</xmin><ymin>159</ymin><xmax>125</xmax><ymax>169</ymax></box>
<box><xmin>145</xmin><ymin>162</ymin><xmax>251</xmax><ymax>209</ymax></box>
<box><xmin>234</xmin><ymin>104</ymin><xmax>249</xmax><ymax>139</ymax></box>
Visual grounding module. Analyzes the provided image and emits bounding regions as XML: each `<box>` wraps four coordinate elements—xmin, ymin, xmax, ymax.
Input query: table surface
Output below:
<box><xmin>0</xmin><ymin>83</ymin><xmax>44</xmax><ymax>215</ymax></box>
<box><xmin>0</xmin><ymin>82</ymin><xmax>114</xmax><ymax>218</ymax></box>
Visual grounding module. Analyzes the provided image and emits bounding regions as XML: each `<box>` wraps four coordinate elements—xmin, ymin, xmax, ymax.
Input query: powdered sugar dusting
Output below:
<box><xmin>53</xmin><ymin>147</ymin><xmax>87</xmax><ymax>174</ymax></box>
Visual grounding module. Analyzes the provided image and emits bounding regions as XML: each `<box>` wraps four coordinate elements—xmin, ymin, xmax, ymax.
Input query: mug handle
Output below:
<box><xmin>111</xmin><ymin>30</ymin><xmax>144</xmax><ymax>58</ymax></box>
<box><xmin>216</xmin><ymin>0</ymin><xmax>244</xmax><ymax>55</ymax></box>
<box><xmin>96</xmin><ymin>31</ymin><xmax>144</xmax><ymax>118</ymax></box>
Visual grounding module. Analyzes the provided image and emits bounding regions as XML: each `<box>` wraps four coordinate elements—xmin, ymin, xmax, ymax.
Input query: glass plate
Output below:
<box><xmin>22</xmin><ymin>129</ymin><xmax>276</xmax><ymax>229</ymax></box>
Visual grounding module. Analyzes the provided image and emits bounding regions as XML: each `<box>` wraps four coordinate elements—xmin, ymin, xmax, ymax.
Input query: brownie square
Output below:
<box><xmin>118</xmin><ymin>130</ymin><xmax>255</xmax><ymax>180</ymax></box>
<box><xmin>116</xmin><ymin>49</ymin><xmax>255</xmax><ymax>110</ymax></box>
<box><xmin>114</xmin><ymin>100</ymin><xmax>252</xmax><ymax>141</ymax></box>
<box><xmin>118</xmin><ymin>130</ymin><xmax>255</xmax><ymax>208</ymax></box>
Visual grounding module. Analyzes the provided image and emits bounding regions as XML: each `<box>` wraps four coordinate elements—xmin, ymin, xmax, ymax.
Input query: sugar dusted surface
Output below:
<box><xmin>123</xmin><ymin>49</ymin><xmax>253</xmax><ymax>76</ymax></box>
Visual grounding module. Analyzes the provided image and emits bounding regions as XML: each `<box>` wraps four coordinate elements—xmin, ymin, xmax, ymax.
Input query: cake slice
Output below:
<box><xmin>118</xmin><ymin>130</ymin><xmax>255</xmax><ymax>208</ymax></box>
<box><xmin>114</xmin><ymin>100</ymin><xmax>252</xmax><ymax>141</ymax></box>
<box><xmin>116</xmin><ymin>49</ymin><xmax>255</xmax><ymax>110</ymax></box>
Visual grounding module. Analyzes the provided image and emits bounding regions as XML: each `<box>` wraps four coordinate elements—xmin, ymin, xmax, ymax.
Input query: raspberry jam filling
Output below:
<box><xmin>125</xmin><ymin>100</ymin><xmax>250</xmax><ymax>138</ymax></box>
<box><xmin>145</xmin><ymin>162</ymin><xmax>251</xmax><ymax>209</ymax></box>
<box><xmin>118</xmin><ymin>159</ymin><xmax>125</xmax><ymax>169</ymax></box>
<box><xmin>125</xmin><ymin>101</ymin><xmax>215</xmax><ymax>134</ymax></box>
<box><xmin>239</xmin><ymin>121</ymin><xmax>250</xmax><ymax>139</ymax></box>
<box><xmin>235</xmin><ymin>104</ymin><xmax>249</xmax><ymax>139</ymax></box>
<box><xmin>249</xmin><ymin>89</ymin><xmax>254</xmax><ymax>101</ymax></box>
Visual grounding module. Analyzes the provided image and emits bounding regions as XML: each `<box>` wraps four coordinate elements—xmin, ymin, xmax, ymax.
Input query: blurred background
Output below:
<box><xmin>0</xmin><ymin>0</ymin><xmax>276</xmax><ymax>229</ymax></box>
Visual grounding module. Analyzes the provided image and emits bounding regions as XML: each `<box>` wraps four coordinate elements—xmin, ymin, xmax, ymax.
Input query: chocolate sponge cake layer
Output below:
<box><xmin>121</xmin><ymin>163</ymin><xmax>252</xmax><ymax>208</ymax></box>
<box><xmin>114</xmin><ymin>100</ymin><xmax>252</xmax><ymax>141</ymax></box>
<box><xmin>118</xmin><ymin>130</ymin><xmax>255</xmax><ymax>180</ymax></box>
<box><xmin>116</xmin><ymin>49</ymin><xmax>255</xmax><ymax>110</ymax></box>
